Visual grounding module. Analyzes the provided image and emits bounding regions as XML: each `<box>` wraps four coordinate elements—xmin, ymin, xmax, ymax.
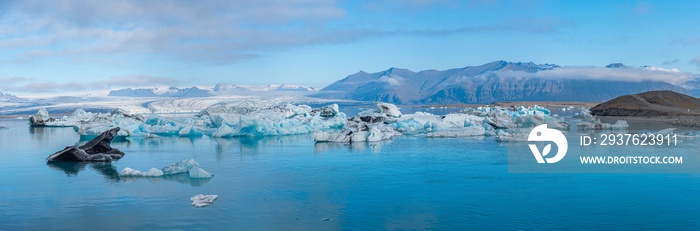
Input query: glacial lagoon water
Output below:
<box><xmin>2</xmin><ymin>117</ymin><xmax>700</xmax><ymax>230</ymax></box>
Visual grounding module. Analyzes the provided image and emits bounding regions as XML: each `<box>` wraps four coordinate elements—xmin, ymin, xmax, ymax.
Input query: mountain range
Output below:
<box><xmin>108</xmin><ymin>86</ymin><xmax>212</xmax><ymax>98</ymax></box>
<box><xmin>312</xmin><ymin>61</ymin><xmax>691</xmax><ymax>104</ymax></box>
<box><xmin>0</xmin><ymin>92</ymin><xmax>28</xmax><ymax>103</ymax></box>
<box><xmin>108</xmin><ymin>84</ymin><xmax>318</xmax><ymax>98</ymax></box>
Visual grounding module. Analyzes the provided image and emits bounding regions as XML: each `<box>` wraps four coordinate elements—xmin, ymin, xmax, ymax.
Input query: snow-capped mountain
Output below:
<box><xmin>314</xmin><ymin>60</ymin><xmax>690</xmax><ymax>104</ymax></box>
<box><xmin>108</xmin><ymin>86</ymin><xmax>212</xmax><ymax>98</ymax></box>
<box><xmin>0</xmin><ymin>92</ymin><xmax>28</xmax><ymax>102</ymax></box>
<box><xmin>212</xmin><ymin>83</ymin><xmax>317</xmax><ymax>92</ymax></box>
<box><xmin>109</xmin><ymin>83</ymin><xmax>318</xmax><ymax>98</ymax></box>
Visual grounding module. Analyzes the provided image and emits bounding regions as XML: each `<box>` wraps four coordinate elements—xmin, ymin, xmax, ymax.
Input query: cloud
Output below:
<box><xmin>0</xmin><ymin>0</ymin><xmax>575</xmax><ymax>65</ymax></box>
<box><xmin>493</xmin><ymin>66</ymin><xmax>697</xmax><ymax>87</ymax></box>
<box><xmin>0</xmin><ymin>0</ymin><xmax>348</xmax><ymax>64</ymax></box>
<box><xmin>690</xmin><ymin>57</ymin><xmax>700</xmax><ymax>68</ymax></box>
<box><xmin>378</xmin><ymin>76</ymin><xmax>403</xmax><ymax>86</ymax></box>
<box><xmin>0</xmin><ymin>75</ymin><xmax>180</xmax><ymax>93</ymax></box>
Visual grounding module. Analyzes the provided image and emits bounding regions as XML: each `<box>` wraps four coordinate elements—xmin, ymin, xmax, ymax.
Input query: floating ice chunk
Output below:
<box><xmin>120</xmin><ymin>167</ymin><xmax>142</xmax><ymax>176</ymax></box>
<box><xmin>426</xmin><ymin>126</ymin><xmax>486</xmax><ymax>138</ymax></box>
<box><xmin>212</xmin><ymin>124</ymin><xmax>235</xmax><ymax>138</ymax></box>
<box><xmin>314</xmin><ymin>116</ymin><xmax>397</xmax><ymax>143</ymax></box>
<box><xmin>36</xmin><ymin>108</ymin><xmax>50</xmax><ymax>121</ymax></box>
<box><xmin>162</xmin><ymin>159</ymin><xmax>201</xmax><ymax>175</ymax></box>
<box><xmin>189</xmin><ymin>167</ymin><xmax>214</xmax><ymax>178</ymax></box>
<box><xmin>120</xmin><ymin>167</ymin><xmax>164</xmax><ymax>177</ymax></box>
<box><xmin>367</xmin><ymin>126</ymin><xmax>384</xmax><ymax>142</ymax></box>
<box><xmin>377</xmin><ymin>102</ymin><xmax>402</xmax><ymax>117</ymax></box>
<box><xmin>120</xmin><ymin>159</ymin><xmax>213</xmax><ymax>179</ymax></box>
<box><xmin>312</xmin><ymin>104</ymin><xmax>340</xmax><ymax>118</ymax></box>
<box><xmin>178</xmin><ymin>124</ymin><xmax>203</xmax><ymax>137</ymax></box>
<box><xmin>495</xmin><ymin>129</ymin><xmax>530</xmax><ymax>142</ymax></box>
<box><xmin>191</xmin><ymin>194</ymin><xmax>218</xmax><ymax>207</ymax></box>
<box><xmin>577</xmin><ymin>120</ymin><xmax>628</xmax><ymax>130</ymax></box>
<box><xmin>351</xmin><ymin>131</ymin><xmax>369</xmax><ymax>142</ymax></box>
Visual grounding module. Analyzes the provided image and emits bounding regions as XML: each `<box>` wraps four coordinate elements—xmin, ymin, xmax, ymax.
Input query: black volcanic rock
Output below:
<box><xmin>590</xmin><ymin>90</ymin><xmax>700</xmax><ymax>116</ymax></box>
<box><xmin>46</xmin><ymin>127</ymin><xmax>125</xmax><ymax>162</ymax></box>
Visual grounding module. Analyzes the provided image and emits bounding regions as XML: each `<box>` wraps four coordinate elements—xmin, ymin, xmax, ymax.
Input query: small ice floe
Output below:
<box><xmin>120</xmin><ymin>159</ymin><xmax>214</xmax><ymax>179</ymax></box>
<box><xmin>576</xmin><ymin>120</ymin><xmax>628</xmax><ymax>130</ymax></box>
<box><xmin>191</xmin><ymin>194</ymin><xmax>218</xmax><ymax>207</ymax></box>
<box><xmin>119</xmin><ymin>167</ymin><xmax>164</xmax><ymax>177</ymax></box>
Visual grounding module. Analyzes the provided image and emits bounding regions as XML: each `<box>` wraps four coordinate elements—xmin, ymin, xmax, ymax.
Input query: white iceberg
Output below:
<box><xmin>120</xmin><ymin>159</ymin><xmax>213</xmax><ymax>179</ymax></box>
<box><xmin>426</xmin><ymin>126</ymin><xmax>487</xmax><ymax>138</ymax></box>
<box><xmin>191</xmin><ymin>194</ymin><xmax>218</xmax><ymax>207</ymax></box>
<box><xmin>120</xmin><ymin>167</ymin><xmax>164</xmax><ymax>177</ymax></box>
<box><xmin>315</xmin><ymin>103</ymin><xmax>569</xmax><ymax>143</ymax></box>
<box><xmin>200</xmin><ymin>103</ymin><xmax>347</xmax><ymax>137</ymax></box>
<box><xmin>189</xmin><ymin>167</ymin><xmax>214</xmax><ymax>178</ymax></box>
<box><xmin>576</xmin><ymin>120</ymin><xmax>628</xmax><ymax>130</ymax></box>
<box><xmin>162</xmin><ymin>159</ymin><xmax>201</xmax><ymax>174</ymax></box>
<box><xmin>314</xmin><ymin>115</ymin><xmax>398</xmax><ymax>143</ymax></box>
<box><xmin>377</xmin><ymin>102</ymin><xmax>402</xmax><ymax>117</ymax></box>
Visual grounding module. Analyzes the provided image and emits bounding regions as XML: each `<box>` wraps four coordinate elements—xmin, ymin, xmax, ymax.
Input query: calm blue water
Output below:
<box><xmin>2</xmin><ymin>118</ymin><xmax>700</xmax><ymax>230</ymax></box>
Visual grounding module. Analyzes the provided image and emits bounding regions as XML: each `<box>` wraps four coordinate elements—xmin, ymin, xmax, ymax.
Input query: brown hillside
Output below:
<box><xmin>590</xmin><ymin>90</ymin><xmax>700</xmax><ymax>116</ymax></box>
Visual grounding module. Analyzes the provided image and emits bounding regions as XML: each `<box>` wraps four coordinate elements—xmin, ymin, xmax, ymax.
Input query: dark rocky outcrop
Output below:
<box><xmin>46</xmin><ymin>127</ymin><xmax>125</xmax><ymax>162</ymax></box>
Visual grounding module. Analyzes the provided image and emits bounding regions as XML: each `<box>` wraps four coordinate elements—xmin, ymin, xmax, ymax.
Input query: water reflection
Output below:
<box><xmin>120</xmin><ymin>174</ymin><xmax>212</xmax><ymax>187</ymax></box>
<box><xmin>213</xmin><ymin>134</ymin><xmax>311</xmax><ymax>156</ymax></box>
<box><xmin>46</xmin><ymin>161</ymin><xmax>210</xmax><ymax>187</ymax></box>
<box><xmin>314</xmin><ymin>140</ymin><xmax>391</xmax><ymax>153</ymax></box>
<box><xmin>47</xmin><ymin>161</ymin><xmax>120</xmax><ymax>182</ymax></box>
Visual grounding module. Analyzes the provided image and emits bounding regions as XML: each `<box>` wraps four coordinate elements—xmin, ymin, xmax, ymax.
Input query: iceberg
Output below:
<box><xmin>120</xmin><ymin>167</ymin><xmax>164</xmax><ymax>177</ymax></box>
<box><xmin>200</xmin><ymin>103</ymin><xmax>346</xmax><ymax>137</ymax></box>
<box><xmin>577</xmin><ymin>120</ymin><xmax>629</xmax><ymax>130</ymax></box>
<box><xmin>189</xmin><ymin>167</ymin><xmax>214</xmax><ymax>178</ymax></box>
<box><xmin>314</xmin><ymin>114</ymin><xmax>399</xmax><ymax>143</ymax></box>
<box><xmin>495</xmin><ymin>129</ymin><xmax>531</xmax><ymax>142</ymax></box>
<box><xmin>46</xmin><ymin>127</ymin><xmax>125</xmax><ymax>162</ymax></box>
<box><xmin>575</xmin><ymin>109</ymin><xmax>628</xmax><ymax>130</ymax></box>
<box><xmin>426</xmin><ymin>126</ymin><xmax>487</xmax><ymax>138</ymax></box>
<box><xmin>29</xmin><ymin>108</ymin><xmax>99</xmax><ymax>127</ymax></box>
<box><xmin>191</xmin><ymin>194</ymin><xmax>218</xmax><ymax>207</ymax></box>
<box><xmin>377</xmin><ymin>102</ymin><xmax>402</xmax><ymax>117</ymax></box>
<box><xmin>120</xmin><ymin>159</ymin><xmax>214</xmax><ymax>179</ymax></box>
<box><xmin>315</xmin><ymin>102</ymin><xmax>569</xmax><ymax>143</ymax></box>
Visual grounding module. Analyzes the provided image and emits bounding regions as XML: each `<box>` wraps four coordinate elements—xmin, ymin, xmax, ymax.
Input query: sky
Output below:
<box><xmin>0</xmin><ymin>0</ymin><xmax>699</xmax><ymax>96</ymax></box>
